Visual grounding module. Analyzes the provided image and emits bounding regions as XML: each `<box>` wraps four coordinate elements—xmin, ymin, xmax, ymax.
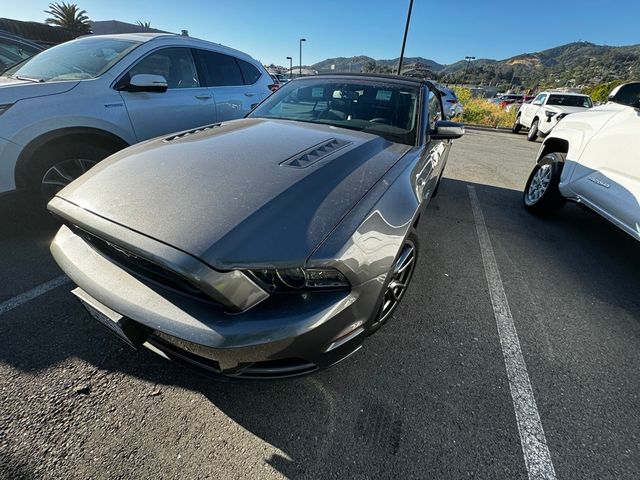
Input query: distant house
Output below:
<box><xmin>89</xmin><ymin>20</ymin><xmax>172</xmax><ymax>35</ymax></box>
<box><xmin>0</xmin><ymin>17</ymin><xmax>78</xmax><ymax>46</ymax></box>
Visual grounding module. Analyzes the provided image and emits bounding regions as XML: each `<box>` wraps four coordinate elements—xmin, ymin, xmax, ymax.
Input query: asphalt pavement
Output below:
<box><xmin>1</xmin><ymin>129</ymin><xmax>638</xmax><ymax>479</ymax></box>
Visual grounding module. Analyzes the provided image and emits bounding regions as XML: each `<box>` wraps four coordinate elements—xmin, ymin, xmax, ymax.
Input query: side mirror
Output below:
<box><xmin>121</xmin><ymin>74</ymin><xmax>168</xmax><ymax>93</ymax></box>
<box><xmin>608</xmin><ymin>82</ymin><xmax>640</xmax><ymax>108</ymax></box>
<box><xmin>431</xmin><ymin>120</ymin><xmax>464</xmax><ymax>140</ymax></box>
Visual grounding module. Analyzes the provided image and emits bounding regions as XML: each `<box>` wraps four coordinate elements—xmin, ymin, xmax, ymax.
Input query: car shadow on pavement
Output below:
<box><xmin>1</xmin><ymin>179</ymin><xmax>639</xmax><ymax>478</ymax></box>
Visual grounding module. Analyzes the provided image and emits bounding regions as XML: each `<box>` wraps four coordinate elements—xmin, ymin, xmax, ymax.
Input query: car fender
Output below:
<box><xmin>308</xmin><ymin>147</ymin><xmax>424</xmax><ymax>288</ymax></box>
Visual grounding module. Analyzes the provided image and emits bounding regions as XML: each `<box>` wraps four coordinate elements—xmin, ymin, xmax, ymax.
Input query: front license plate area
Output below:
<box><xmin>72</xmin><ymin>288</ymin><xmax>145</xmax><ymax>349</ymax></box>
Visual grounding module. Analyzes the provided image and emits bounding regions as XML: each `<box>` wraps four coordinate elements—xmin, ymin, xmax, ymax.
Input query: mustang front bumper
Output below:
<box><xmin>51</xmin><ymin>224</ymin><xmax>385</xmax><ymax>379</ymax></box>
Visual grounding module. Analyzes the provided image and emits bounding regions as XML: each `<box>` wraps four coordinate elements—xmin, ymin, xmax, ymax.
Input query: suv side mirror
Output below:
<box><xmin>431</xmin><ymin>120</ymin><xmax>464</xmax><ymax>140</ymax></box>
<box><xmin>121</xmin><ymin>74</ymin><xmax>168</xmax><ymax>93</ymax></box>
<box><xmin>608</xmin><ymin>82</ymin><xmax>640</xmax><ymax>108</ymax></box>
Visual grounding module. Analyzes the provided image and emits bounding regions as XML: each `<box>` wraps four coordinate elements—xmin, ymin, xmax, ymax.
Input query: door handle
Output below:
<box><xmin>195</xmin><ymin>94</ymin><xmax>212</xmax><ymax>100</ymax></box>
<box><xmin>244</xmin><ymin>92</ymin><xmax>256</xmax><ymax>97</ymax></box>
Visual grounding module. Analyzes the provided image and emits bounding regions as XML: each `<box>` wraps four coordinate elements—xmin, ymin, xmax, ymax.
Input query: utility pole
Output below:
<box><xmin>286</xmin><ymin>56</ymin><xmax>292</xmax><ymax>80</ymax></box>
<box><xmin>397</xmin><ymin>0</ymin><xmax>414</xmax><ymax>75</ymax></box>
<box><xmin>299</xmin><ymin>38</ymin><xmax>306</xmax><ymax>77</ymax></box>
<box><xmin>463</xmin><ymin>56</ymin><xmax>475</xmax><ymax>85</ymax></box>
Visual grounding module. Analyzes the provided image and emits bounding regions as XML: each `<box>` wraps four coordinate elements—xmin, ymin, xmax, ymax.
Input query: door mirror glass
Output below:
<box><xmin>608</xmin><ymin>82</ymin><xmax>640</xmax><ymax>108</ymax></box>
<box><xmin>125</xmin><ymin>74</ymin><xmax>168</xmax><ymax>93</ymax></box>
<box><xmin>431</xmin><ymin>120</ymin><xmax>464</xmax><ymax>140</ymax></box>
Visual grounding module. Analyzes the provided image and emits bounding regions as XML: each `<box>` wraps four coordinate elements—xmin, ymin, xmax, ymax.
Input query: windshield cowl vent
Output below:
<box><xmin>163</xmin><ymin>123</ymin><xmax>222</xmax><ymax>142</ymax></box>
<box><xmin>281</xmin><ymin>138</ymin><xmax>352</xmax><ymax>168</ymax></box>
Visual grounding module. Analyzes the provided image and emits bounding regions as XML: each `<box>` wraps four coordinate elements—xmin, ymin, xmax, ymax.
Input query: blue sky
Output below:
<box><xmin>5</xmin><ymin>1</ymin><xmax>640</xmax><ymax>66</ymax></box>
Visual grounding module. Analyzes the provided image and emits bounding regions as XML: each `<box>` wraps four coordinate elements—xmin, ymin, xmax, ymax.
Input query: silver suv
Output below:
<box><xmin>0</xmin><ymin>33</ymin><xmax>273</xmax><ymax>199</ymax></box>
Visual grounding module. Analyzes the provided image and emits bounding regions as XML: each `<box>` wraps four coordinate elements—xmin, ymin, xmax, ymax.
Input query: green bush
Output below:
<box><xmin>451</xmin><ymin>87</ymin><xmax>518</xmax><ymax>128</ymax></box>
<box><xmin>583</xmin><ymin>80</ymin><xmax>627</xmax><ymax>103</ymax></box>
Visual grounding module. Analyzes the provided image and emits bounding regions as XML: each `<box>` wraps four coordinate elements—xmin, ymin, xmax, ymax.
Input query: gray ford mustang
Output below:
<box><xmin>49</xmin><ymin>74</ymin><xmax>463</xmax><ymax>379</ymax></box>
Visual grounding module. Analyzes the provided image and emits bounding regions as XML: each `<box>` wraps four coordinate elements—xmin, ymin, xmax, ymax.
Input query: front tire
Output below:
<box><xmin>368</xmin><ymin>230</ymin><xmax>419</xmax><ymax>335</ymax></box>
<box><xmin>523</xmin><ymin>153</ymin><xmax>566</xmax><ymax>216</ymax></box>
<box><xmin>527</xmin><ymin>119</ymin><xmax>539</xmax><ymax>141</ymax></box>
<box><xmin>512</xmin><ymin>114</ymin><xmax>522</xmax><ymax>133</ymax></box>
<box><xmin>27</xmin><ymin>142</ymin><xmax>117</xmax><ymax>203</ymax></box>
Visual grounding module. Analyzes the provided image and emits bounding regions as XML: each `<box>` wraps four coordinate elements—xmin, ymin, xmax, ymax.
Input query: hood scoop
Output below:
<box><xmin>163</xmin><ymin>123</ymin><xmax>222</xmax><ymax>142</ymax></box>
<box><xmin>281</xmin><ymin>138</ymin><xmax>352</xmax><ymax>168</ymax></box>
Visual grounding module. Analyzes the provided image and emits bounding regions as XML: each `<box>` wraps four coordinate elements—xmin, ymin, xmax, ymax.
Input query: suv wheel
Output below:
<box><xmin>512</xmin><ymin>114</ymin><xmax>522</xmax><ymax>133</ymax></box>
<box><xmin>28</xmin><ymin>142</ymin><xmax>116</xmax><ymax>202</ymax></box>
<box><xmin>527</xmin><ymin>119</ymin><xmax>539</xmax><ymax>141</ymax></box>
<box><xmin>523</xmin><ymin>152</ymin><xmax>566</xmax><ymax>216</ymax></box>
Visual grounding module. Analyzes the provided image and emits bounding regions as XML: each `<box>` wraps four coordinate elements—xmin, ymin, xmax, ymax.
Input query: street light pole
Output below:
<box><xmin>299</xmin><ymin>38</ymin><xmax>306</xmax><ymax>77</ymax></box>
<box><xmin>286</xmin><ymin>56</ymin><xmax>292</xmax><ymax>80</ymax></box>
<box><xmin>397</xmin><ymin>0</ymin><xmax>414</xmax><ymax>75</ymax></box>
<box><xmin>463</xmin><ymin>56</ymin><xmax>475</xmax><ymax>85</ymax></box>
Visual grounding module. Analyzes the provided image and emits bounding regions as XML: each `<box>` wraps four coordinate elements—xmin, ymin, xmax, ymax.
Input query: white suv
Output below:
<box><xmin>512</xmin><ymin>91</ymin><xmax>593</xmax><ymax>141</ymax></box>
<box><xmin>523</xmin><ymin>82</ymin><xmax>640</xmax><ymax>242</ymax></box>
<box><xmin>0</xmin><ymin>33</ymin><xmax>273</xmax><ymax>199</ymax></box>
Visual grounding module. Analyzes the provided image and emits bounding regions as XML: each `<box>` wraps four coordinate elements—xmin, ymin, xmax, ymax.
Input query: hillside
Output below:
<box><xmin>312</xmin><ymin>56</ymin><xmax>442</xmax><ymax>73</ymax></box>
<box><xmin>311</xmin><ymin>42</ymin><xmax>640</xmax><ymax>88</ymax></box>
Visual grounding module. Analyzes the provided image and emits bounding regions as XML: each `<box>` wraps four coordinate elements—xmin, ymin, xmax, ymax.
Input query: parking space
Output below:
<box><xmin>1</xmin><ymin>130</ymin><xmax>638</xmax><ymax>479</ymax></box>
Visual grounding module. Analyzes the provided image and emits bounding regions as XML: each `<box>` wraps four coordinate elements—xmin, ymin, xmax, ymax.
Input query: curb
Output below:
<box><xmin>464</xmin><ymin>124</ymin><xmax>513</xmax><ymax>133</ymax></box>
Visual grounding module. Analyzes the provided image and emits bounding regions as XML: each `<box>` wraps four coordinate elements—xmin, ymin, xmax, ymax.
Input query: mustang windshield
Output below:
<box><xmin>3</xmin><ymin>37</ymin><xmax>140</xmax><ymax>82</ymax></box>
<box><xmin>250</xmin><ymin>79</ymin><xmax>420</xmax><ymax>145</ymax></box>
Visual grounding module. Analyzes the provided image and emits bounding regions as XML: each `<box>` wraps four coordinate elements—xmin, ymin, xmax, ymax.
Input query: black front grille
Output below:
<box><xmin>72</xmin><ymin>226</ymin><xmax>215</xmax><ymax>304</ymax></box>
<box><xmin>149</xmin><ymin>331</ymin><xmax>318</xmax><ymax>380</ymax></box>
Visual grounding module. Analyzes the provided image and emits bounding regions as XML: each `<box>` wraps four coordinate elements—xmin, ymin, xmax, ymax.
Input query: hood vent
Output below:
<box><xmin>163</xmin><ymin>123</ymin><xmax>222</xmax><ymax>142</ymax></box>
<box><xmin>281</xmin><ymin>138</ymin><xmax>352</xmax><ymax>168</ymax></box>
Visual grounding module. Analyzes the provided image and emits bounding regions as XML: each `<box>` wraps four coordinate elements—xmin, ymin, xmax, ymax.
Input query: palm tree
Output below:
<box><xmin>44</xmin><ymin>2</ymin><xmax>92</xmax><ymax>34</ymax></box>
<box><xmin>135</xmin><ymin>21</ymin><xmax>152</xmax><ymax>28</ymax></box>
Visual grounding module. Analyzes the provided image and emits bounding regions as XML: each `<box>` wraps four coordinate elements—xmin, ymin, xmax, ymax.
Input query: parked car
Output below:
<box><xmin>512</xmin><ymin>91</ymin><xmax>593</xmax><ymax>141</ymax></box>
<box><xmin>0</xmin><ymin>33</ymin><xmax>274</xmax><ymax>200</ymax></box>
<box><xmin>490</xmin><ymin>93</ymin><xmax>523</xmax><ymax>105</ymax></box>
<box><xmin>523</xmin><ymin>82</ymin><xmax>640</xmax><ymax>242</ymax></box>
<box><xmin>0</xmin><ymin>30</ymin><xmax>43</xmax><ymax>72</ymax></box>
<box><xmin>274</xmin><ymin>73</ymin><xmax>290</xmax><ymax>84</ymax></box>
<box><xmin>437</xmin><ymin>85</ymin><xmax>463</xmax><ymax>118</ymax></box>
<box><xmin>504</xmin><ymin>95</ymin><xmax>535</xmax><ymax>112</ymax></box>
<box><xmin>48</xmin><ymin>74</ymin><xmax>464</xmax><ymax>379</ymax></box>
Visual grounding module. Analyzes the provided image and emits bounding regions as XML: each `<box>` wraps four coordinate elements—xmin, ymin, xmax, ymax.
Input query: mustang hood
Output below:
<box><xmin>55</xmin><ymin>118</ymin><xmax>411</xmax><ymax>269</ymax></box>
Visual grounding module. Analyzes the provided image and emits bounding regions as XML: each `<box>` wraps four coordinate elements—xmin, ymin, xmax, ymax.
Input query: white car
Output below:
<box><xmin>437</xmin><ymin>86</ymin><xmax>463</xmax><ymax>118</ymax></box>
<box><xmin>512</xmin><ymin>91</ymin><xmax>593</xmax><ymax>141</ymax></box>
<box><xmin>523</xmin><ymin>82</ymin><xmax>640</xmax><ymax>242</ymax></box>
<box><xmin>0</xmin><ymin>33</ymin><xmax>273</xmax><ymax>199</ymax></box>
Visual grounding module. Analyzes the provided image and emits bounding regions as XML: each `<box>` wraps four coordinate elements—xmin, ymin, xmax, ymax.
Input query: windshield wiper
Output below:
<box><xmin>14</xmin><ymin>75</ymin><xmax>44</xmax><ymax>83</ymax></box>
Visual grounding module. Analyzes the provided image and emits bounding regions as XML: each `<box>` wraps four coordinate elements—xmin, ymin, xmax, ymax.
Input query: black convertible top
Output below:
<box><xmin>292</xmin><ymin>73</ymin><xmax>434</xmax><ymax>88</ymax></box>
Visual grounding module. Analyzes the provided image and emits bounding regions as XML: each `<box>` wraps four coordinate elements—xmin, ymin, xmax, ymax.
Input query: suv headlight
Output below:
<box><xmin>248</xmin><ymin>267</ymin><xmax>350</xmax><ymax>292</ymax></box>
<box><xmin>0</xmin><ymin>104</ymin><xmax>13</xmax><ymax>117</ymax></box>
<box><xmin>544</xmin><ymin>110</ymin><xmax>556</xmax><ymax>121</ymax></box>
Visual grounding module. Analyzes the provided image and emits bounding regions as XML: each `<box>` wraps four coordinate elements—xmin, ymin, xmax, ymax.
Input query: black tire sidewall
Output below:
<box><xmin>523</xmin><ymin>153</ymin><xmax>566</xmax><ymax>216</ymax></box>
<box><xmin>527</xmin><ymin>119</ymin><xmax>539</xmax><ymax>141</ymax></box>
<box><xmin>27</xmin><ymin>142</ymin><xmax>114</xmax><ymax>202</ymax></box>
<box><xmin>368</xmin><ymin>229</ymin><xmax>420</xmax><ymax>336</ymax></box>
<box><xmin>512</xmin><ymin>114</ymin><xmax>522</xmax><ymax>133</ymax></box>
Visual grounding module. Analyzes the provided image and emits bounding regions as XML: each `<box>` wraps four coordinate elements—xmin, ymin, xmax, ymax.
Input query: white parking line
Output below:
<box><xmin>0</xmin><ymin>275</ymin><xmax>69</xmax><ymax>316</ymax></box>
<box><xmin>467</xmin><ymin>185</ymin><xmax>557</xmax><ymax>480</ymax></box>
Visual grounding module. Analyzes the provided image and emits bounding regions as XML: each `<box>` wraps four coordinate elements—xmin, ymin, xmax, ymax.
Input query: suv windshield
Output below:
<box><xmin>547</xmin><ymin>94</ymin><xmax>592</xmax><ymax>108</ymax></box>
<box><xmin>249</xmin><ymin>79</ymin><xmax>420</xmax><ymax>145</ymax></box>
<box><xmin>3</xmin><ymin>37</ymin><xmax>140</xmax><ymax>82</ymax></box>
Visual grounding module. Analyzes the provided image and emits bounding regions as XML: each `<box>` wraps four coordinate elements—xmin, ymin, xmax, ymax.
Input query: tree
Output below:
<box><xmin>135</xmin><ymin>20</ymin><xmax>152</xmax><ymax>28</ymax></box>
<box><xmin>44</xmin><ymin>2</ymin><xmax>91</xmax><ymax>33</ymax></box>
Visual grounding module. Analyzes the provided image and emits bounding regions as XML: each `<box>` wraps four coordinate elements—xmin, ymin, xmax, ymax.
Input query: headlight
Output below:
<box><xmin>0</xmin><ymin>104</ymin><xmax>13</xmax><ymax>117</ymax></box>
<box><xmin>248</xmin><ymin>267</ymin><xmax>350</xmax><ymax>292</ymax></box>
<box><xmin>544</xmin><ymin>110</ymin><xmax>556</xmax><ymax>121</ymax></box>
